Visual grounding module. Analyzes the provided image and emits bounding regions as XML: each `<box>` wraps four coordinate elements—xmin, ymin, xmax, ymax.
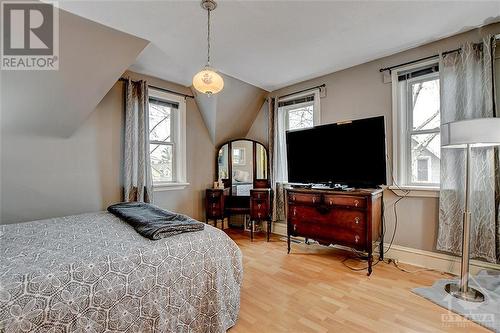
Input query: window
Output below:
<box><xmin>148</xmin><ymin>89</ymin><xmax>187</xmax><ymax>189</ymax></box>
<box><xmin>392</xmin><ymin>60</ymin><xmax>440</xmax><ymax>188</ymax></box>
<box><xmin>232</xmin><ymin>148</ymin><xmax>246</xmax><ymax>165</ymax></box>
<box><xmin>416</xmin><ymin>156</ymin><xmax>431</xmax><ymax>182</ymax></box>
<box><xmin>285</xmin><ymin>104</ymin><xmax>314</xmax><ymax>130</ymax></box>
<box><xmin>280</xmin><ymin>93</ymin><xmax>319</xmax><ymax>131</ymax></box>
<box><xmin>275</xmin><ymin>89</ymin><xmax>321</xmax><ymax>182</ymax></box>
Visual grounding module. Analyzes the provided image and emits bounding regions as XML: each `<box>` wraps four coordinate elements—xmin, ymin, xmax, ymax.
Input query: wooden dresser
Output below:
<box><xmin>285</xmin><ymin>187</ymin><xmax>383</xmax><ymax>275</ymax></box>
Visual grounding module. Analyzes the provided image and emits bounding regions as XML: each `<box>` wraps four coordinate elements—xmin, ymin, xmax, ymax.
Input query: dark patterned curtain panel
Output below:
<box><xmin>437</xmin><ymin>36</ymin><xmax>498</xmax><ymax>263</ymax></box>
<box><xmin>124</xmin><ymin>79</ymin><xmax>153</xmax><ymax>203</ymax></box>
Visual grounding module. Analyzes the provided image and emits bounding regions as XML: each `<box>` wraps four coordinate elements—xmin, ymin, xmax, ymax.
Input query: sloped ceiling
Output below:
<box><xmin>194</xmin><ymin>74</ymin><xmax>266</xmax><ymax>146</ymax></box>
<box><xmin>57</xmin><ymin>1</ymin><xmax>499</xmax><ymax>91</ymax></box>
<box><xmin>53</xmin><ymin>0</ymin><xmax>499</xmax><ymax>146</ymax></box>
<box><xmin>1</xmin><ymin>4</ymin><xmax>148</xmax><ymax>137</ymax></box>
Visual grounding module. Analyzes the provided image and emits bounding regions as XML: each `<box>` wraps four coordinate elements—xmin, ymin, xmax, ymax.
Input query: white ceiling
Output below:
<box><xmin>58</xmin><ymin>0</ymin><xmax>500</xmax><ymax>92</ymax></box>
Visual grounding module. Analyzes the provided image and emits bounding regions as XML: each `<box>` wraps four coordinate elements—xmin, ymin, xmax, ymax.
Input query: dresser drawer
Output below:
<box><xmin>329</xmin><ymin>209</ymin><xmax>366</xmax><ymax>230</ymax></box>
<box><xmin>288</xmin><ymin>193</ymin><xmax>321</xmax><ymax>205</ymax></box>
<box><xmin>287</xmin><ymin>205</ymin><xmax>319</xmax><ymax>221</ymax></box>
<box><xmin>323</xmin><ymin>195</ymin><xmax>366</xmax><ymax>209</ymax></box>
<box><xmin>290</xmin><ymin>221</ymin><xmax>366</xmax><ymax>249</ymax></box>
<box><xmin>317</xmin><ymin>226</ymin><xmax>367</xmax><ymax>249</ymax></box>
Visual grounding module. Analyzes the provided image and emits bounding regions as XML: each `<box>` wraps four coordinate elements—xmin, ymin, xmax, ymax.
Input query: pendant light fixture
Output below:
<box><xmin>192</xmin><ymin>0</ymin><xmax>224</xmax><ymax>95</ymax></box>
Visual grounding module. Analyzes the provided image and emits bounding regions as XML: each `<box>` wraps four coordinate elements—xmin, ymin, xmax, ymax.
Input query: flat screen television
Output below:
<box><xmin>286</xmin><ymin>115</ymin><xmax>387</xmax><ymax>188</ymax></box>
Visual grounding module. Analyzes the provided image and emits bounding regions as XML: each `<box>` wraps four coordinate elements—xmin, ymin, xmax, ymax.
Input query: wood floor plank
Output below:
<box><xmin>227</xmin><ymin>230</ymin><xmax>491</xmax><ymax>333</ymax></box>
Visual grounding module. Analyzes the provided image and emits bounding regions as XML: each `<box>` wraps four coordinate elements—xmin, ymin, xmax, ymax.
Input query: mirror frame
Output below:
<box><xmin>216</xmin><ymin>138</ymin><xmax>269</xmax><ymax>196</ymax></box>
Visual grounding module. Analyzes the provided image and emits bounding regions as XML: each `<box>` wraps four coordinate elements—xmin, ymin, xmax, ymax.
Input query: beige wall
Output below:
<box><xmin>252</xmin><ymin>23</ymin><xmax>500</xmax><ymax>252</ymax></box>
<box><xmin>246</xmin><ymin>101</ymin><xmax>269</xmax><ymax>147</ymax></box>
<box><xmin>1</xmin><ymin>72</ymin><xmax>214</xmax><ymax>224</ymax></box>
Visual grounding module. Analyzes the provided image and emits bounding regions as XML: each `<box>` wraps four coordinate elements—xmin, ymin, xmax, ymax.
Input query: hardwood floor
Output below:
<box><xmin>226</xmin><ymin>230</ymin><xmax>490</xmax><ymax>333</ymax></box>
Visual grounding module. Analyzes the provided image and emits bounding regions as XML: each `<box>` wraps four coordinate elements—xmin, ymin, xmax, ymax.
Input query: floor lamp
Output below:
<box><xmin>441</xmin><ymin>117</ymin><xmax>500</xmax><ymax>303</ymax></box>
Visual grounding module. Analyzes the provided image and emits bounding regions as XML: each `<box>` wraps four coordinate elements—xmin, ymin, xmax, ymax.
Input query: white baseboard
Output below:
<box><xmin>271</xmin><ymin>222</ymin><xmax>500</xmax><ymax>275</ymax></box>
<box><xmin>273</xmin><ymin>222</ymin><xmax>287</xmax><ymax>236</ymax></box>
<box><xmin>382</xmin><ymin>244</ymin><xmax>500</xmax><ymax>275</ymax></box>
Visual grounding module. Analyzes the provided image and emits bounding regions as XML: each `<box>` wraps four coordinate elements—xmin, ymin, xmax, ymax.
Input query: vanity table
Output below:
<box><xmin>205</xmin><ymin>139</ymin><xmax>272</xmax><ymax>240</ymax></box>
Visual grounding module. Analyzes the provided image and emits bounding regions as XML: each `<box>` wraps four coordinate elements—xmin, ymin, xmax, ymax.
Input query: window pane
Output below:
<box><xmin>417</xmin><ymin>158</ymin><xmax>429</xmax><ymax>182</ymax></box>
<box><xmin>410</xmin><ymin>134</ymin><xmax>440</xmax><ymax>184</ymax></box>
<box><xmin>150</xmin><ymin>144</ymin><xmax>173</xmax><ymax>182</ymax></box>
<box><xmin>149</xmin><ymin>100</ymin><xmax>172</xmax><ymax>142</ymax></box>
<box><xmin>287</xmin><ymin>105</ymin><xmax>314</xmax><ymax>130</ymax></box>
<box><xmin>411</xmin><ymin>77</ymin><xmax>440</xmax><ymax>131</ymax></box>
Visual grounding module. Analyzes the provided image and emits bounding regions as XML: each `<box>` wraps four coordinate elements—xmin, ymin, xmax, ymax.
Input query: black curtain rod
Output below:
<box><xmin>278</xmin><ymin>83</ymin><xmax>326</xmax><ymax>100</ymax></box>
<box><xmin>119</xmin><ymin>77</ymin><xmax>195</xmax><ymax>99</ymax></box>
<box><xmin>379</xmin><ymin>48</ymin><xmax>461</xmax><ymax>73</ymax></box>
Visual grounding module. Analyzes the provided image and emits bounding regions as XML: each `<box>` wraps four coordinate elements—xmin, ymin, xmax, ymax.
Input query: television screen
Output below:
<box><xmin>286</xmin><ymin>116</ymin><xmax>387</xmax><ymax>188</ymax></box>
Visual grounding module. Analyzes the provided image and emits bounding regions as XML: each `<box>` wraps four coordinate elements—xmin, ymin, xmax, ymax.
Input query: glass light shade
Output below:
<box><xmin>441</xmin><ymin>118</ymin><xmax>500</xmax><ymax>148</ymax></box>
<box><xmin>192</xmin><ymin>67</ymin><xmax>224</xmax><ymax>95</ymax></box>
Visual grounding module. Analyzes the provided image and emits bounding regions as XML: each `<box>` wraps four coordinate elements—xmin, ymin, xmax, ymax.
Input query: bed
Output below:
<box><xmin>0</xmin><ymin>211</ymin><xmax>242</xmax><ymax>333</ymax></box>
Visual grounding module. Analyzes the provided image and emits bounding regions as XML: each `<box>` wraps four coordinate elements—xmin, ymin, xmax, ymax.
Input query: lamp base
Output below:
<box><xmin>444</xmin><ymin>283</ymin><xmax>484</xmax><ymax>302</ymax></box>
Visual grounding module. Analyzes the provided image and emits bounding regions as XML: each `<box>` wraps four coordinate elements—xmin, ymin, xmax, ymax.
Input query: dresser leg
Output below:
<box><xmin>287</xmin><ymin>234</ymin><xmax>291</xmax><ymax>254</ymax></box>
<box><xmin>250</xmin><ymin>220</ymin><xmax>254</xmax><ymax>242</ymax></box>
<box><xmin>379</xmin><ymin>241</ymin><xmax>384</xmax><ymax>261</ymax></box>
<box><xmin>267</xmin><ymin>220</ymin><xmax>271</xmax><ymax>242</ymax></box>
<box><xmin>305</xmin><ymin>238</ymin><xmax>309</xmax><ymax>245</ymax></box>
<box><xmin>367</xmin><ymin>253</ymin><xmax>373</xmax><ymax>276</ymax></box>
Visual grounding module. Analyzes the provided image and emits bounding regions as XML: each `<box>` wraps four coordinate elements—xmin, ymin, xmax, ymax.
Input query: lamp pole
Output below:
<box><xmin>444</xmin><ymin>144</ymin><xmax>484</xmax><ymax>302</ymax></box>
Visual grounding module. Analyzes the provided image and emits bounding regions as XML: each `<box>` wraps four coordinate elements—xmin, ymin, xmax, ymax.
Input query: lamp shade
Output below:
<box><xmin>192</xmin><ymin>67</ymin><xmax>224</xmax><ymax>95</ymax></box>
<box><xmin>441</xmin><ymin>118</ymin><xmax>500</xmax><ymax>148</ymax></box>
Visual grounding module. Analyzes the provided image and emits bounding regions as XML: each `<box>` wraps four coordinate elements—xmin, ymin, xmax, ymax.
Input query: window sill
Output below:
<box><xmin>153</xmin><ymin>182</ymin><xmax>190</xmax><ymax>191</ymax></box>
<box><xmin>387</xmin><ymin>185</ymin><xmax>439</xmax><ymax>198</ymax></box>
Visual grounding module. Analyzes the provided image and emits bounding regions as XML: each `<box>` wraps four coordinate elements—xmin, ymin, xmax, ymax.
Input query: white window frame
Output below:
<box><xmin>148</xmin><ymin>89</ymin><xmax>188</xmax><ymax>191</ymax></box>
<box><xmin>280</xmin><ymin>89</ymin><xmax>321</xmax><ymax>131</ymax></box>
<box><xmin>391</xmin><ymin>59</ymin><xmax>440</xmax><ymax>195</ymax></box>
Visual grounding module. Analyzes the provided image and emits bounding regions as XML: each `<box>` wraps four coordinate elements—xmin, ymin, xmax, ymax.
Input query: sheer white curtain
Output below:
<box><xmin>437</xmin><ymin>37</ymin><xmax>498</xmax><ymax>263</ymax></box>
<box><xmin>268</xmin><ymin>97</ymin><xmax>287</xmax><ymax>222</ymax></box>
<box><xmin>124</xmin><ymin>79</ymin><xmax>154</xmax><ymax>203</ymax></box>
<box><xmin>269</xmin><ymin>89</ymin><xmax>321</xmax><ymax>222</ymax></box>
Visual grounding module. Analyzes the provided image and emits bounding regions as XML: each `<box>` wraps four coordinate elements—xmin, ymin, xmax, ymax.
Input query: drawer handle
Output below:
<box><xmin>212</xmin><ymin>210</ymin><xmax>216</xmax><ymax>215</ymax></box>
<box><xmin>355</xmin><ymin>235</ymin><xmax>360</xmax><ymax>243</ymax></box>
<box><xmin>292</xmin><ymin>195</ymin><xmax>296</xmax><ymax>201</ymax></box>
<box><xmin>258</xmin><ymin>204</ymin><xmax>261</xmax><ymax>209</ymax></box>
<box><xmin>293</xmin><ymin>207</ymin><xmax>296</xmax><ymax>217</ymax></box>
<box><xmin>212</xmin><ymin>203</ymin><xmax>216</xmax><ymax>208</ymax></box>
<box><xmin>354</xmin><ymin>217</ymin><xmax>360</xmax><ymax>224</ymax></box>
<box><xmin>293</xmin><ymin>224</ymin><xmax>297</xmax><ymax>232</ymax></box>
<box><xmin>354</xmin><ymin>200</ymin><xmax>359</xmax><ymax>207</ymax></box>
<box><xmin>258</xmin><ymin>213</ymin><xmax>261</xmax><ymax>218</ymax></box>
<box><xmin>312</xmin><ymin>197</ymin><xmax>316</xmax><ymax>203</ymax></box>
<box><xmin>329</xmin><ymin>200</ymin><xmax>333</xmax><ymax>205</ymax></box>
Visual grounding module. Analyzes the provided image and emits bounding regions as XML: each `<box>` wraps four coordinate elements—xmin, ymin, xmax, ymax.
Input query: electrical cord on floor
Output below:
<box><xmin>341</xmin><ymin>256</ymin><xmax>383</xmax><ymax>272</ymax></box>
<box><xmin>382</xmin><ymin>154</ymin><xmax>411</xmax><ymax>255</ymax></box>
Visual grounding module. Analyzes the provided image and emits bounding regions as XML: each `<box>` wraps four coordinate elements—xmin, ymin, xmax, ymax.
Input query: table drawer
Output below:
<box><xmin>251</xmin><ymin>202</ymin><xmax>269</xmax><ymax>219</ymax></box>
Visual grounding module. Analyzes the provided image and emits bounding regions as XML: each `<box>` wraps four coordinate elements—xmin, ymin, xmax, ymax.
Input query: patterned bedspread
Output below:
<box><xmin>0</xmin><ymin>212</ymin><xmax>242</xmax><ymax>333</ymax></box>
